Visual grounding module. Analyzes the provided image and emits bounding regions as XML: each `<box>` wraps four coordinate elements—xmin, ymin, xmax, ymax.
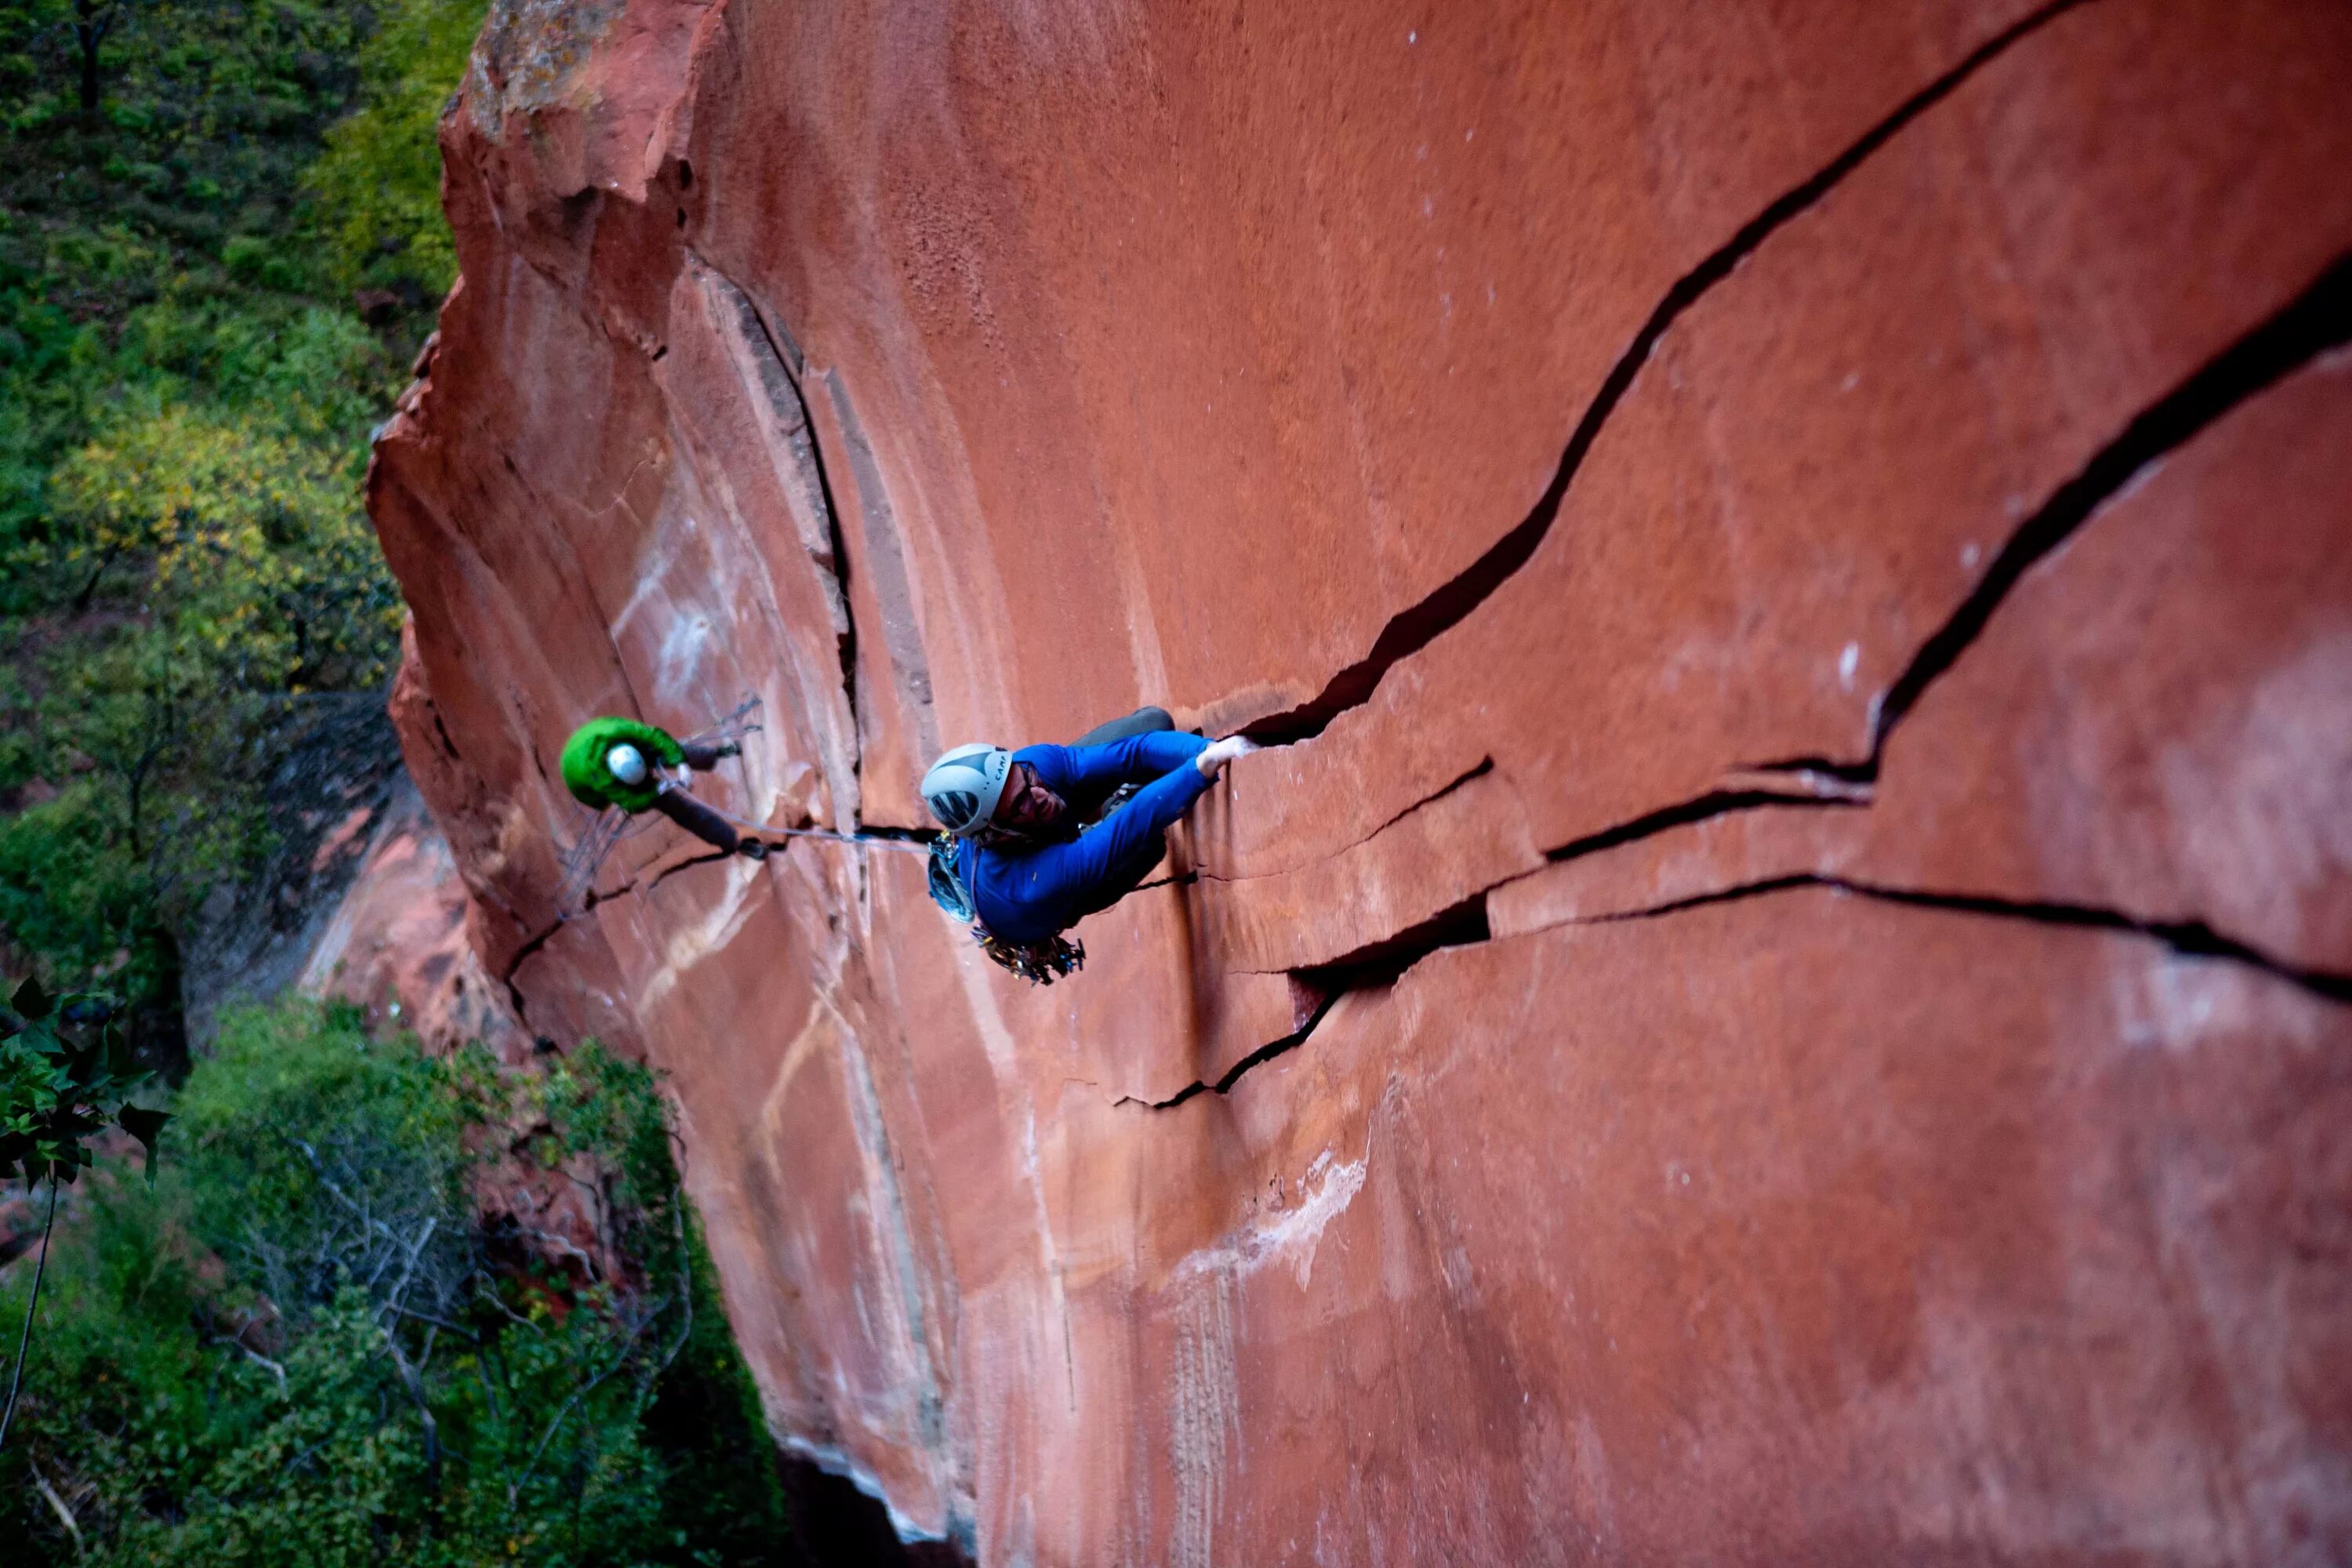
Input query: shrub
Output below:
<box><xmin>0</xmin><ymin>999</ymin><xmax>794</xmax><ymax>1566</ymax></box>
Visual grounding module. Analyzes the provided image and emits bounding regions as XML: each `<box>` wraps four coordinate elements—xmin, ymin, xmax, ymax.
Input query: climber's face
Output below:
<box><xmin>990</xmin><ymin>762</ymin><xmax>1065</xmax><ymax>835</ymax></box>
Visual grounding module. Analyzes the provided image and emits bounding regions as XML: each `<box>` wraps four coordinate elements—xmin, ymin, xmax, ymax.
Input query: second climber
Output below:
<box><xmin>561</xmin><ymin>713</ymin><xmax>768</xmax><ymax>860</ymax></box>
<box><xmin>919</xmin><ymin>706</ymin><xmax>1258</xmax><ymax>981</ymax></box>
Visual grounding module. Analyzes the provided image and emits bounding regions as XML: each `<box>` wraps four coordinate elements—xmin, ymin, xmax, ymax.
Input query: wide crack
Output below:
<box><xmin>1240</xmin><ymin>0</ymin><xmax>2097</xmax><ymax>745</ymax></box>
<box><xmin>1169</xmin><ymin>857</ymin><xmax>2351</xmax><ymax>1108</ymax></box>
<box><xmin>1577</xmin><ymin>873</ymin><xmax>2352</xmax><ymax>1006</ymax></box>
<box><xmin>1756</xmin><ymin>248</ymin><xmax>2352</xmax><ymax>782</ymax></box>
<box><xmin>697</xmin><ymin>258</ymin><xmax>870</xmax><ymax>804</ymax></box>
<box><xmin>1543</xmin><ymin>787</ymin><xmax>1868</xmax><ymax>866</ymax></box>
<box><xmin>1126</xmin><ymin>895</ymin><xmax>1492</xmax><ymax>1109</ymax></box>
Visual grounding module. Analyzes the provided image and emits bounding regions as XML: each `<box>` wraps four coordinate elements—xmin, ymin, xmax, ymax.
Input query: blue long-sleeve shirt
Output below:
<box><xmin>956</xmin><ymin>731</ymin><xmax>1213</xmax><ymax>942</ymax></box>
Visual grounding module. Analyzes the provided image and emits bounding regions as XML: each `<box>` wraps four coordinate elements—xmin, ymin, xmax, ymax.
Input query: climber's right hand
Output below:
<box><xmin>1195</xmin><ymin>735</ymin><xmax>1262</xmax><ymax>778</ymax></box>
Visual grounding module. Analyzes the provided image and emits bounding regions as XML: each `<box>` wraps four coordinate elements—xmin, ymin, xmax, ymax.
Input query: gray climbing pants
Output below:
<box><xmin>1069</xmin><ymin>705</ymin><xmax>1175</xmax><ymax>749</ymax></box>
<box><xmin>653</xmin><ymin>787</ymin><xmax>741</xmax><ymax>855</ymax></box>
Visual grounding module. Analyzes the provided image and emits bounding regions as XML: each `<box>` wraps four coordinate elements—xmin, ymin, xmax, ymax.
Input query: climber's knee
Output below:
<box><xmin>1070</xmin><ymin>706</ymin><xmax>1175</xmax><ymax>749</ymax></box>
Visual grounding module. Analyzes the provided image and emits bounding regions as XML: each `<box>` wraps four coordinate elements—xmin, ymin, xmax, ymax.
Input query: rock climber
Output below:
<box><xmin>920</xmin><ymin>707</ymin><xmax>1258</xmax><ymax>982</ymax></box>
<box><xmin>561</xmin><ymin>714</ymin><xmax>768</xmax><ymax>860</ymax></box>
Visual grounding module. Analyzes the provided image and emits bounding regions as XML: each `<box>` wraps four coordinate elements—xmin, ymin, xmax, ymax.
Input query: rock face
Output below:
<box><xmin>368</xmin><ymin>0</ymin><xmax>2352</xmax><ymax>1560</ymax></box>
<box><xmin>296</xmin><ymin>769</ymin><xmax>526</xmax><ymax>1060</ymax></box>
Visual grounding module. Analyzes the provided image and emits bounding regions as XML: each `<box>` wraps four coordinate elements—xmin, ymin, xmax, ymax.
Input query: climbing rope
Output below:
<box><xmin>685</xmin><ymin>786</ymin><xmax>931</xmax><ymax>854</ymax></box>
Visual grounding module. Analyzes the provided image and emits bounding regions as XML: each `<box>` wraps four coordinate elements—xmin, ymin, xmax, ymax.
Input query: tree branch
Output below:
<box><xmin>28</xmin><ymin>1454</ymin><xmax>82</xmax><ymax>1555</ymax></box>
<box><xmin>506</xmin><ymin>1298</ymin><xmax>663</xmax><ymax>1509</ymax></box>
<box><xmin>0</xmin><ymin>1176</ymin><xmax>61</xmax><ymax>1451</ymax></box>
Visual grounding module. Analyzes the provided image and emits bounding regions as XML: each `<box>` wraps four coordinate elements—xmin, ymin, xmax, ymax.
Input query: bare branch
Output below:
<box><xmin>385</xmin><ymin>1302</ymin><xmax>477</xmax><ymax>1343</ymax></box>
<box><xmin>473</xmin><ymin>1279</ymin><xmax>543</xmax><ymax>1334</ymax></box>
<box><xmin>28</xmin><ymin>1455</ymin><xmax>82</xmax><ymax>1555</ymax></box>
<box><xmin>0</xmin><ymin>1176</ymin><xmax>61</xmax><ymax>1452</ymax></box>
<box><xmin>212</xmin><ymin>1335</ymin><xmax>289</xmax><ymax>1396</ymax></box>
<box><xmin>506</xmin><ymin>1299</ymin><xmax>664</xmax><ymax>1509</ymax></box>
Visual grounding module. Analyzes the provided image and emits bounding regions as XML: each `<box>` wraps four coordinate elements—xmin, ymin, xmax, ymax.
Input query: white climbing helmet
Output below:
<box><xmin>922</xmin><ymin>744</ymin><xmax>1013</xmax><ymax>837</ymax></box>
<box><xmin>605</xmin><ymin>743</ymin><xmax>649</xmax><ymax>787</ymax></box>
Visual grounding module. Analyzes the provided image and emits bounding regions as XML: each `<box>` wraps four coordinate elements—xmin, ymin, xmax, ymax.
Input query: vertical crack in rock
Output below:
<box><xmin>1242</xmin><ymin>0</ymin><xmax>2098</xmax><ymax>744</ymax></box>
<box><xmin>498</xmin><ymin>916</ymin><xmax>567</xmax><ymax>1042</ymax></box>
<box><xmin>1757</xmin><ymin>248</ymin><xmax>2352</xmax><ymax>782</ymax></box>
<box><xmin>694</xmin><ymin>259</ymin><xmax>870</xmax><ymax>805</ymax></box>
<box><xmin>824</xmin><ymin>369</ymin><xmax>943</xmax><ymax>767</ymax></box>
<box><xmin>1581</xmin><ymin>874</ymin><xmax>2352</xmax><ymax>1004</ymax></box>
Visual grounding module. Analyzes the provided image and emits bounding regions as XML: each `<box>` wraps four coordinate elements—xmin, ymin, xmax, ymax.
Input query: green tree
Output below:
<box><xmin>0</xmin><ymin>1000</ymin><xmax>793</xmax><ymax>1565</ymax></box>
<box><xmin>0</xmin><ymin>977</ymin><xmax>166</xmax><ymax>1450</ymax></box>
<box><xmin>0</xmin><ymin>0</ymin><xmax>470</xmax><ymax>1037</ymax></box>
<box><xmin>305</xmin><ymin>0</ymin><xmax>480</xmax><ymax>300</ymax></box>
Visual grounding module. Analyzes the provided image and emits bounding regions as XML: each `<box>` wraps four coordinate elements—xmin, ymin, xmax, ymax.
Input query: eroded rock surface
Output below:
<box><xmin>368</xmin><ymin>0</ymin><xmax>2352</xmax><ymax>1559</ymax></box>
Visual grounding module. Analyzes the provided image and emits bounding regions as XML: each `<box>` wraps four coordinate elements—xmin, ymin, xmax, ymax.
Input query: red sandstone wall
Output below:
<box><xmin>367</xmin><ymin>0</ymin><xmax>2352</xmax><ymax>1560</ymax></box>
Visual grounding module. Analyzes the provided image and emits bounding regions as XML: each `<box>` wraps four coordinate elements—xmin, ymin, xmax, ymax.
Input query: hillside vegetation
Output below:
<box><xmin>1</xmin><ymin>9</ymin><xmax>801</xmax><ymax>1563</ymax></box>
<box><xmin>0</xmin><ymin>0</ymin><xmax>476</xmax><ymax>1051</ymax></box>
<box><xmin>1</xmin><ymin>1000</ymin><xmax>793</xmax><ymax>1565</ymax></box>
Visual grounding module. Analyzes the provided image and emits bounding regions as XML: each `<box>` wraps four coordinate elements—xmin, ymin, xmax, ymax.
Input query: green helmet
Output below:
<box><xmin>561</xmin><ymin>717</ymin><xmax>684</xmax><ymax>813</ymax></box>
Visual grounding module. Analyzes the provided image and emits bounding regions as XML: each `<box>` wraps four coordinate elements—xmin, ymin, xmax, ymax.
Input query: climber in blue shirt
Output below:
<box><xmin>920</xmin><ymin>707</ymin><xmax>1258</xmax><ymax>949</ymax></box>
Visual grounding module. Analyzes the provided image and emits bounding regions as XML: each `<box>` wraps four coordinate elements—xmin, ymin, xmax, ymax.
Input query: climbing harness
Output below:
<box><xmin>923</xmin><ymin>828</ymin><xmax>1087</xmax><ymax>985</ymax></box>
<box><xmin>975</xmin><ymin>927</ymin><xmax>1086</xmax><ymax>985</ymax></box>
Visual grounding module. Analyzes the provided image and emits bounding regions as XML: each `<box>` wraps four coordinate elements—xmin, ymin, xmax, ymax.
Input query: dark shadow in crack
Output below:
<box><xmin>1544</xmin><ymin>788</ymin><xmax>1870</xmax><ymax>865</ymax></box>
<box><xmin>1584</xmin><ymin>873</ymin><xmax>2352</xmax><ymax>1005</ymax></box>
<box><xmin>1240</xmin><ymin>0</ymin><xmax>2096</xmax><ymax>746</ymax></box>
<box><xmin>1756</xmin><ymin>247</ymin><xmax>2352</xmax><ymax>783</ymax></box>
<box><xmin>1124</xmin><ymin>894</ymin><xmax>1494</xmax><ymax>1109</ymax></box>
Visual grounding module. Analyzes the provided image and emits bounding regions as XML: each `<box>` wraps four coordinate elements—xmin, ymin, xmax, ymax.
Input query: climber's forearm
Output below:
<box><xmin>1048</xmin><ymin>731</ymin><xmax>1210</xmax><ymax>793</ymax></box>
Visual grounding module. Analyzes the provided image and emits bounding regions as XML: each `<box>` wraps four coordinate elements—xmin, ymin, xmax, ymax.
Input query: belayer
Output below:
<box><xmin>920</xmin><ymin>707</ymin><xmax>1258</xmax><ymax>982</ymax></box>
<box><xmin>561</xmin><ymin>714</ymin><xmax>768</xmax><ymax>860</ymax></box>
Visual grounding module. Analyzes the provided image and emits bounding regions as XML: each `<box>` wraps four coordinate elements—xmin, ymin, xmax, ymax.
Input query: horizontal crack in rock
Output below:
<box><xmin>498</xmin><ymin>847</ymin><xmax>747</xmax><ymax>1039</ymax></box>
<box><xmin>1240</xmin><ymin>0</ymin><xmax>2095</xmax><ymax>745</ymax></box>
<box><xmin>1583</xmin><ymin>873</ymin><xmax>2352</xmax><ymax>1004</ymax></box>
<box><xmin>1199</xmin><ymin>757</ymin><xmax>1494</xmax><ymax>884</ymax></box>
<box><xmin>1757</xmin><ymin>246</ymin><xmax>2352</xmax><ymax>782</ymax></box>
<box><xmin>1129</xmin><ymin>896</ymin><xmax>1494</xmax><ymax>1109</ymax></box>
<box><xmin>1544</xmin><ymin>787</ymin><xmax>1868</xmax><ymax>865</ymax></box>
<box><xmin>1116</xmin><ymin>992</ymin><xmax>1343</xmax><ymax>1111</ymax></box>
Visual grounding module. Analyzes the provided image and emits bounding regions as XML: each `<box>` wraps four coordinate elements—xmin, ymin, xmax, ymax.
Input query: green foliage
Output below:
<box><xmin>0</xmin><ymin>0</ymin><xmax>478</xmax><ymax>1033</ymax></box>
<box><xmin>0</xmin><ymin>1000</ymin><xmax>793</xmax><ymax>1565</ymax></box>
<box><xmin>0</xmin><ymin>976</ymin><xmax>165</xmax><ymax>1186</ymax></box>
<box><xmin>306</xmin><ymin>0</ymin><xmax>479</xmax><ymax>298</ymax></box>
